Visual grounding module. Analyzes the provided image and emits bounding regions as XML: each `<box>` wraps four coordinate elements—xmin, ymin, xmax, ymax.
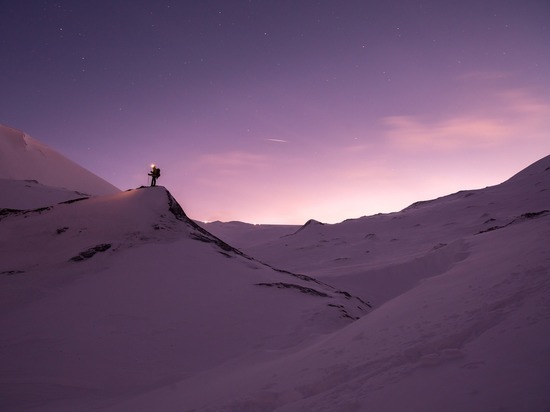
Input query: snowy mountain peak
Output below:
<box><xmin>0</xmin><ymin>123</ymin><xmax>119</xmax><ymax>197</ymax></box>
<box><xmin>302</xmin><ymin>218</ymin><xmax>324</xmax><ymax>227</ymax></box>
<box><xmin>292</xmin><ymin>218</ymin><xmax>325</xmax><ymax>235</ymax></box>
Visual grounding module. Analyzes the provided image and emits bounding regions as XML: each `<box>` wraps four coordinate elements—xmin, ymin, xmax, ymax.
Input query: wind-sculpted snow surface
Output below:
<box><xmin>194</xmin><ymin>155</ymin><xmax>550</xmax><ymax>411</ymax></box>
<box><xmin>230</xmin><ymin>156</ymin><xmax>550</xmax><ymax>305</ymax></box>
<box><xmin>0</xmin><ymin>186</ymin><xmax>369</xmax><ymax>411</ymax></box>
<box><xmin>1</xmin><ymin>155</ymin><xmax>550</xmax><ymax>411</ymax></box>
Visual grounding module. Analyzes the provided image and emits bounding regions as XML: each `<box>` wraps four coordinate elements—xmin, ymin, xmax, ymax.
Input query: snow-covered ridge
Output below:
<box><xmin>1</xmin><ymin>146</ymin><xmax>549</xmax><ymax>411</ymax></box>
<box><xmin>0</xmin><ymin>184</ymin><xmax>370</xmax><ymax>312</ymax></box>
<box><xmin>233</xmin><ymin>155</ymin><xmax>550</xmax><ymax>283</ymax></box>
<box><xmin>0</xmin><ymin>123</ymin><xmax>119</xmax><ymax>197</ymax></box>
<box><xmin>0</xmin><ymin>184</ymin><xmax>375</xmax><ymax>410</ymax></box>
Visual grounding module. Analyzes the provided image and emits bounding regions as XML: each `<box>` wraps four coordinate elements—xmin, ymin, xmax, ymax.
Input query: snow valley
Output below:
<box><xmin>1</xmin><ymin>124</ymin><xmax>549</xmax><ymax>411</ymax></box>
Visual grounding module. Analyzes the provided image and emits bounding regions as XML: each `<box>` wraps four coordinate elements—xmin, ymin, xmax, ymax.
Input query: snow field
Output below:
<box><xmin>1</xmin><ymin>126</ymin><xmax>549</xmax><ymax>411</ymax></box>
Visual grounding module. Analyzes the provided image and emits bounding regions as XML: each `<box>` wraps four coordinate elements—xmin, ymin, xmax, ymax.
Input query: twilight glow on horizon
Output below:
<box><xmin>1</xmin><ymin>1</ymin><xmax>549</xmax><ymax>224</ymax></box>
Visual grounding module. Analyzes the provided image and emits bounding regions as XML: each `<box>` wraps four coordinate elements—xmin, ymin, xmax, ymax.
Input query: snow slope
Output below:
<box><xmin>0</xmin><ymin>179</ymin><xmax>92</xmax><ymax>210</ymax></box>
<box><xmin>116</xmin><ymin>216</ymin><xmax>550</xmax><ymax>412</ymax></box>
<box><xmin>0</xmin><ymin>187</ymin><xmax>368</xmax><ymax>411</ymax></box>
<box><xmin>0</xmin><ymin>124</ymin><xmax>119</xmax><ymax>198</ymax></box>
<box><xmin>183</xmin><ymin>155</ymin><xmax>550</xmax><ymax>411</ymax></box>
<box><xmin>230</xmin><ymin>155</ymin><xmax>550</xmax><ymax>306</ymax></box>
<box><xmin>1</xmin><ymin>151</ymin><xmax>549</xmax><ymax>411</ymax></box>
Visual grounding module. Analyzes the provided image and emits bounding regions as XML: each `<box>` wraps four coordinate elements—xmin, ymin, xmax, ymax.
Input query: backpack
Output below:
<box><xmin>155</xmin><ymin>168</ymin><xmax>161</xmax><ymax>178</ymax></box>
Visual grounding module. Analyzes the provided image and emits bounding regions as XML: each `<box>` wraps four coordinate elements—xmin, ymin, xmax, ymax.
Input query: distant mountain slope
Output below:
<box><xmin>241</xmin><ymin>155</ymin><xmax>550</xmax><ymax>304</ymax></box>
<box><xmin>199</xmin><ymin>220</ymin><xmax>300</xmax><ymax>249</ymax></box>
<box><xmin>0</xmin><ymin>124</ymin><xmax>119</xmax><ymax>196</ymax></box>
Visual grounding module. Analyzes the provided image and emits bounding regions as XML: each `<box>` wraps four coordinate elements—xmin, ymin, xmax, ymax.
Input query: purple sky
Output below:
<box><xmin>1</xmin><ymin>1</ymin><xmax>549</xmax><ymax>224</ymax></box>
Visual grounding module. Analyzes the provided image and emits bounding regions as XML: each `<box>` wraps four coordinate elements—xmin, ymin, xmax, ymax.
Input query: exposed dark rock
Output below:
<box><xmin>31</xmin><ymin>206</ymin><xmax>50</xmax><ymax>213</ymax></box>
<box><xmin>1</xmin><ymin>270</ymin><xmax>25</xmax><ymax>276</ymax></box>
<box><xmin>336</xmin><ymin>290</ymin><xmax>352</xmax><ymax>299</ymax></box>
<box><xmin>479</xmin><ymin>226</ymin><xmax>503</xmax><ymax>234</ymax></box>
<box><xmin>0</xmin><ymin>206</ymin><xmax>52</xmax><ymax>221</ymax></box>
<box><xmin>266</xmin><ymin>267</ymin><xmax>324</xmax><ymax>285</ymax></box>
<box><xmin>70</xmin><ymin>243</ymin><xmax>112</xmax><ymax>262</ymax></box>
<box><xmin>522</xmin><ymin>210</ymin><xmax>549</xmax><ymax>219</ymax></box>
<box><xmin>255</xmin><ymin>282</ymin><xmax>330</xmax><ymax>298</ymax></box>
<box><xmin>58</xmin><ymin>197</ymin><xmax>89</xmax><ymax>205</ymax></box>
<box><xmin>336</xmin><ymin>290</ymin><xmax>373</xmax><ymax>308</ymax></box>
<box><xmin>477</xmin><ymin>210</ymin><xmax>550</xmax><ymax>234</ymax></box>
<box><xmin>166</xmin><ymin>190</ymin><xmax>188</xmax><ymax>221</ymax></box>
<box><xmin>327</xmin><ymin>303</ymin><xmax>359</xmax><ymax>319</ymax></box>
<box><xmin>328</xmin><ymin>303</ymin><xmax>345</xmax><ymax>308</ymax></box>
<box><xmin>0</xmin><ymin>208</ymin><xmax>21</xmax><ymax>220</ymax></box>
<box><xmin>329</xmin><ymin>304</ymin><xmax>360</xmax><ymax>319</ymax></box>
<box><xmin>189</xmin><ymin>232</ymin><xmax>236</xmax><ymax>253</ymax></box>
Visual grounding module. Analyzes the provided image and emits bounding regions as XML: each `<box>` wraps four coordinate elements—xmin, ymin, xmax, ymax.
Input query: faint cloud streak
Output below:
<box><xmin>384</xmin><ymin>115</ymin><xmax>509</xmax><ymax>151</ymax></box>
<box><xmin>384</xmin><ymin>88</ymin><xmax>550</xmax><ymax>152</ymax></box>
<box><xmin>264</xmin><ymin>138</ymin><xmax>288</xmax><ymax>143</ymax></box>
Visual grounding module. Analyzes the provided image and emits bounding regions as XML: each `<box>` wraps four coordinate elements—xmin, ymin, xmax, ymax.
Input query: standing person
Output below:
<box><xmin>148</xmin><ymin>164</ymin><xmax>161</xmax><ymax>186</ymax></box>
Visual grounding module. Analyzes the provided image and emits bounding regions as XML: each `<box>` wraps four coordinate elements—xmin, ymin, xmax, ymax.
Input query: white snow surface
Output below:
<box><xmin>1</xmin><ymin>148</ymin><xmax>549</xmax><ymax>411</ymax></box>
<box><xmin>0</xmin><ymin>124</ymin><xmax>119</xmax><ymax>198</ymax></box>
<box><xmin>0</xmin><ymin>179</ymin><xmax>92</xmax><ymax>210</ymax></box>
<box><xmin>0</xmin><ymin>187</ymin><xmax>368</xmax><ymax>411</ymax></box>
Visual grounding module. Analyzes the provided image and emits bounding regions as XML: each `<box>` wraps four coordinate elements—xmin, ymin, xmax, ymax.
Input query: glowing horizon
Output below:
<box><xmin>1</xmin><ymin>1</ymin><xmax>549</xmax><ymax>224</ymax></box>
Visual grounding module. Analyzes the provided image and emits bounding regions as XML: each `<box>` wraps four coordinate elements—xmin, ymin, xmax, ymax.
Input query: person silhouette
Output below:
<box><xmin>148</xmin><ymin>164</ymin><xmax>161</xmax><ymax>186</ymax></box>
